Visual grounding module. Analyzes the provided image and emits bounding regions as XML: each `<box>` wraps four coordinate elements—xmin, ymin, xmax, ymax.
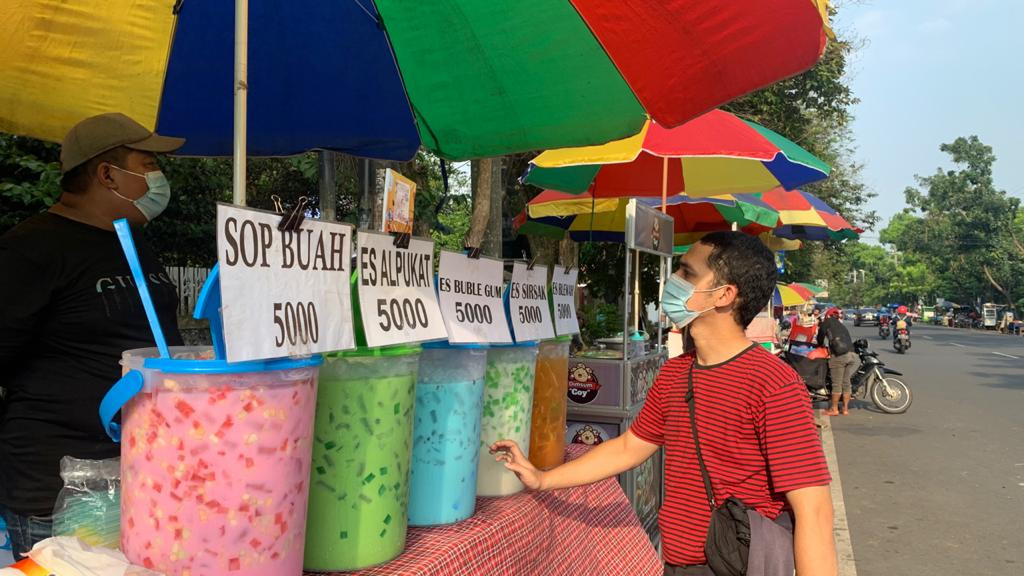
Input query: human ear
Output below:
<box><xmin>96</xmin><ymin>162</ymin><xmax>117</xmax><ymax>189</ymax></box>
<box><xmin>716</xmin><ymin>284</ymin><xmax>739</xmax><ymax>308</ymax></box>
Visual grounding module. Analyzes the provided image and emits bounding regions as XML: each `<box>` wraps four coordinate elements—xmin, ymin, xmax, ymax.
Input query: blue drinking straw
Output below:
<box><xmin>113</xmin><ymin>219</ymin><xmax>170</xmax><ymax>358</ymax></box>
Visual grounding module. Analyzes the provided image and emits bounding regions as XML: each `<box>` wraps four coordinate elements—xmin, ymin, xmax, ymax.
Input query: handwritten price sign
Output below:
<box><xmin>217</xmin><ymin>204</ymin><xmax>355</xmax><ymax>362</ymax></box>
<box><xmin>357</xmin><ymin>231</ymin><xmax>448</xmax><ymax>347</ymax></box>
<box><xmin>507</xmin><ymin>261</ymin><xmax>555</xmax><ymax>343</ymax></box>
<box><xmin>550</xmin><ymin>267</ymin><xmax>580</xmax><ymax>336</ymax></box>
<box><xmin>437</xmin><ymin>251</ymin><xmax>512</xmax><ymax>344</ymax></box>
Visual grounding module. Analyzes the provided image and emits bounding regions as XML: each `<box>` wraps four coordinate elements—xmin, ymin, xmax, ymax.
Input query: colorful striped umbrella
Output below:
<box><xmin>787</xmin><ymin>283</ymin><xmax>817</xmax><ymax>301</ymax></box>
<box><xmin>775</xmin><ymin>283</ymin><xmax>808</xmax><ymax>307</ymax></box>
<box><xmin>0</xmin><ymin>1</ymin><xmax>829</xmax><ymax>162</ymax></box>
<box><xmin>746</xmin><ymin>188</ymin><xmax>862</xmax><ymax>241</ymax></box>
<box><xmin>794</xmin><ymin>282</ymin><xmax>827</xmax><ymax>295</ymax></box>
<box><xmin>521</xmin><ymin>110</ymin><xmax>832</xmax><ymax>200</ymax></box>
<box><xmin>514</xmin><ymin>190</ymin><xmax>779</xmax><ymax>245</ymax></box>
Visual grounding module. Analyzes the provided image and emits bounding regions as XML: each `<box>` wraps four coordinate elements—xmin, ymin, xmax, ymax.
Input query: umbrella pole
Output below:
<box><xmin>661</xmin><ymin>156</ymin><xmax>668</xmax><ymax>213</ymax></box>
<box><xmin>634</xmin><ymin>249</ymin><xmax>641</xmax><ymax>334</ymax></box>
<box><xmin>233</xmin><ymin>0</ymin><xmax>249</xmax><ymax>206</ymax></box>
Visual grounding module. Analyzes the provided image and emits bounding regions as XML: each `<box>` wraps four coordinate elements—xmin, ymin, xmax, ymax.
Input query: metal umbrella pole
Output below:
<box><xmin>233</xmin><ymin>0</ymin><xmax>248</xmax><ymax>206</ymax></box>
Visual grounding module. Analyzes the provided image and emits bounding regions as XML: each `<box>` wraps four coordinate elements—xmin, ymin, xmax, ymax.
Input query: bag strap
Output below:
<box><xmin>685</xmin><ymin>363</ymin><xmax>717</xmax><ymax>510</ymax></box>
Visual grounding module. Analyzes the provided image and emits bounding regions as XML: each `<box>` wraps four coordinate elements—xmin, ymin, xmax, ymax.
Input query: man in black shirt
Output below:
<box><xmin>0</xmin><ymin>113</ymin><xmax>184</xmax><ymax>555</ymax></box>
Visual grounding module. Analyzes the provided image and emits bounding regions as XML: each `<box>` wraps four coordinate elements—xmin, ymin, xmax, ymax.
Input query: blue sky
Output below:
<box><xmin>836</xmin><ymin>0</ymin><xmax>1024</xmax><ymax>240</ymax></box>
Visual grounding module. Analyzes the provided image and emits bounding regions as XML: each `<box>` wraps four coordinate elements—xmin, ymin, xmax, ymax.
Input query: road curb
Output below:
<box><xmin>818</xmin><ymin>409</ymin><xmax>858</xmax><ymax>576</ymax></box>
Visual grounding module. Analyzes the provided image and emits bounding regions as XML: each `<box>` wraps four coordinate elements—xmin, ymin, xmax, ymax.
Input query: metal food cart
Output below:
<box><xmin>564</xmin><ymin>200</ymin><xmax>673</xmax><ymax>546</ymax></box>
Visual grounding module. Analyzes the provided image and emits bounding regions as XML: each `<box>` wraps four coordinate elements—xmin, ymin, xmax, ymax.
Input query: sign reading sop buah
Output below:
<box><xmin>217</xmin><ymin>204</ymin><xmax>355</xmax><ymax>362</ymax></box>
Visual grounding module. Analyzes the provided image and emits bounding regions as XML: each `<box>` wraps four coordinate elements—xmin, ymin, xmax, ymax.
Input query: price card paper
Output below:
<box><xmin>508</xmin><ymin>262</ymin><xmax>555</xmax><ymax>343</ymax></box>
<box><xmin>217</xmin><ymin>204</ymin><xmax>355</xmax><ymax>362</ymax></box>
<box><xmin>551</xmin><ymin>267</ymin><xmax>580</xmax><ymax>336</ymax></box>
<box><xmin>357</xmin><ymin>231</ymin><xmax>448</xmax><ymax>348</ymax></box>
<box><xmin>437</xmin><ymin>251</ymin><xmax>512</xmax><ymax>344</ymax></box>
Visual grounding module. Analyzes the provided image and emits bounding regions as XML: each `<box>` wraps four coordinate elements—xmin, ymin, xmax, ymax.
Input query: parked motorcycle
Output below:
<box><xmin>893</xmin><ymin>319</ymin><xmax>911</xmax><ymax>353</ymax></box>
<box><xmin>787</xmin><ymin>339</ymin><xmax>912</xmax><ymax>414</ymax></box>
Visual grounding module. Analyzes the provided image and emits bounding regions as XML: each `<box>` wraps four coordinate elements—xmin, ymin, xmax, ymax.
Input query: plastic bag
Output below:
<box><xmin>0</xmin><ymin>536</ymin><xmax>162</xmax><ymax>576</ymax></box>
<box><xmin>51</xmin><ymin>457</ymin><xmax>121</xmax><ymax>549</ymax></box>
<box><xmin>0</xmin><ymin>515</ymin><xmax>13</xmax><ymax>567</ymax></box>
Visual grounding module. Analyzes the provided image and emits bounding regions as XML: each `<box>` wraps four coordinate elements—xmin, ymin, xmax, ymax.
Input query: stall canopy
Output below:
<box><xmin>515</xmin><ymin>190</ymin><xmax>780</xmax><ymax>245</ymax></box>
<box><xmin>775</xmin><ymin>283</ymin><xmax>809</xmax><ymax>307</ymax></box>
<box><xmin>0</xmin><ymin>0</ymin><xmax>830</xmax><ymax>160</ymax></box>
<box><xmin>521</xmin><ymin>110</ymin><xmax>832</xmax><ymax>199</ymax></box>
<box><xmin>747</xmin><ymin>188</ymin><xmax>863</xmax><ymax>241</ymax></box>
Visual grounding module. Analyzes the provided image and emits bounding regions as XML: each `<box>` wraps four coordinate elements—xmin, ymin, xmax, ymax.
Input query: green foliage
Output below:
<box><xmin>0</xmin><ymin>135</ymin><xmax>61</xmax><ymax>230</ymax></box>
<box><xmin>580</xmin><ymin>301</ymin><xmax>624</xmax><ymax>345</ymax></box>
<box><xmin>430</xmin><ymin>193</ymin><xmax>473</xmax><ymax>254</ymax></box>
<box><xmin>867</xmin><ymin>136</ymin><xmax>1022</xmax><ymax>310</ymax></box>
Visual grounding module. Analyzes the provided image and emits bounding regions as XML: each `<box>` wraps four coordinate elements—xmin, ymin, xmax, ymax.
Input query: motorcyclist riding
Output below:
<box><xmin>892</xmin><ymin>305</ymin><xmax>912</xmax><ymax>344</ymax></box>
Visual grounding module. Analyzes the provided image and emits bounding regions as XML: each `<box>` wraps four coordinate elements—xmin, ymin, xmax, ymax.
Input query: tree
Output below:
<box><xmin>902</xmin><ymin>136</ymin><xmax>1020</xmax><ymax>309</ymax></box>
<box><xmin>0</xmin><ymin>135</ymin><xmax>61</xmax><ymax>231</ymax></box>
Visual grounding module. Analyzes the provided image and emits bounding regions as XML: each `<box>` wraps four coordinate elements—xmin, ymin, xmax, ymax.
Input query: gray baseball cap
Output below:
<box><xmin>60</xmin><ymin>113</ymin><xmax>185</xmax><ymax>173</ymax></box>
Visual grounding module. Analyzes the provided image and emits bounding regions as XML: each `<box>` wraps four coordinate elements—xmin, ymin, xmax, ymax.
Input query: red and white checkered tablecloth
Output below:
<box><xmin>305</xmin><ymin>444</ymin><xmax>662</xmax><ymax>576</ymax></box>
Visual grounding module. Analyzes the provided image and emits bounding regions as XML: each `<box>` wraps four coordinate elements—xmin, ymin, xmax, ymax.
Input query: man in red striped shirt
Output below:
<box><xmin>492</xmin><ymin>232</ymin><xmax>837</xmax><ymax>575</ymax></box>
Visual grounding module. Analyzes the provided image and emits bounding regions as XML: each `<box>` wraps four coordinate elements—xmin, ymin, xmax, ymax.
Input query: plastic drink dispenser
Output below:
<box><xmin>101</xmin><ymin>347</ymin><xmax>321</xmax><ymax>576</ymax></box>
<box><xmin>407</xmin><ymin>342</ymin><xmax>487</xmax><ymax>526</ymax></box>
<box><xmin>528</xmin><ymin>336</ymin><xmax>571</xmax><ymax>469</ymax></box>
<box><xmin>476</xmin><ymin>343</ymin><xmax>539</xmax><ymax>497</ymax></box>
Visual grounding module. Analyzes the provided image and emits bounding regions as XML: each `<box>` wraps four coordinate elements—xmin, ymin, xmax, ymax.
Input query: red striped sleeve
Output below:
<box><xmin>630</xmin><ymin>355</ymin><xmax>690</xmax><ymax>445</ymax></box>
<box><xmin>758</xmin><ymin>380</ymin><xmax>832</xmax><ymax>493</ymax></box>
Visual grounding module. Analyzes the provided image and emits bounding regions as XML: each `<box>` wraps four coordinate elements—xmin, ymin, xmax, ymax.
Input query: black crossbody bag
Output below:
<box><xmin>686</xmin><ymin>366</ymin><xmax>794</xmax><ymax>576</ymax></box>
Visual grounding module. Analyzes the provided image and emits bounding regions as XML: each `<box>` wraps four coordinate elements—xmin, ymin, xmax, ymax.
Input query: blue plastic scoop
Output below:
<box><xmin>113</xmin><ymin>219</ymin><xmax>170</xmax><ymax>359</ymax></box>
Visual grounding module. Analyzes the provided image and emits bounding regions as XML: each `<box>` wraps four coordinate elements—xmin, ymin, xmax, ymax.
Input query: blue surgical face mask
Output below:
<box><xmin>109</xmin><ymin>165</ymin><xmax>171</xmax><ymax>221</ymax></box>
<box><xmin>661</xmin><ymin>273</ymin><xmax>725</xmax><ymax>328</ymax></box>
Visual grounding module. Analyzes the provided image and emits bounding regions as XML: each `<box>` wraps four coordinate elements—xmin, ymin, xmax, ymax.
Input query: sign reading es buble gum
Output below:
<box><xmin>437</xmin><ymin>251</ymin><xmax>512</xmax><ymax>344</ymax></box>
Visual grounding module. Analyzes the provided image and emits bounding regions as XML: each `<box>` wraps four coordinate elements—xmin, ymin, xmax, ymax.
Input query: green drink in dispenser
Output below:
<box><xmin>303</xmin><ymin>272</ymin><xmax>422</xmax><ymax>571</ymax></box>
<box><xmin>477</xmin><ymin>343</ymin><xmax>539</xmax><ymax>497</ymax></box>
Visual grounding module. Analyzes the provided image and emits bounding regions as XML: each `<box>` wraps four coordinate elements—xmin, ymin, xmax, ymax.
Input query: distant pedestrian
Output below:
<box><xmin>818</xmin><ymin>308</ymin><xmax>856</xmax><ymax>416</ymax></box>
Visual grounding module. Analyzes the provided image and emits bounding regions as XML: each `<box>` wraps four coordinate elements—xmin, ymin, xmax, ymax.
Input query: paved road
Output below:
<box><xmin>829</xmin><ymin>322</ymin><xmax>1024</xmax><ymax>575</ymax></box>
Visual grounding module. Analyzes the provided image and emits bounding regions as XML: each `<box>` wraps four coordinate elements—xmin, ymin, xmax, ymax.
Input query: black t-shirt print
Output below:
<box><xmin>0</xmin><ymin>212</ymin><xmax>183</xmax><ymax>515</ymax></box>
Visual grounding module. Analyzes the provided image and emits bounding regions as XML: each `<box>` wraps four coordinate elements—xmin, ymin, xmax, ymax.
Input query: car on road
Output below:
<box><xmin>854</xmin><ymin>308</ymin><xmax>883</xmax><ymax>327</ymax></box>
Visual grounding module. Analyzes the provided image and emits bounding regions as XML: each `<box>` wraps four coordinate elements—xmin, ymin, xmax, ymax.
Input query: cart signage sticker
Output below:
<box><xmin>437</xmin><ymin>251</ymin><xmax>512</xmax><ymax>344</ymax></box>
<box><xmin>626</xmin><ymin>199</ymin><xmax>674</xmax><ymax>257</ymax></box>
<box><xmin>567</xmin><ymin>362</ymin><xmax>602</xmax><ymax>404</ymax></box>
<box><xmin>508</xmin><ymin>261</ymin><xmax>555</xmax><ymax>342</ymax></box>
<box><xmin>550</xmin><ymin>267</ymin><xmax>580</xmax><ymax>336</ymax></box>
<box><xmin>217</xmin><ymin>204</ymin><xmax>355</xmax><ymax>362</ymax></box>
<box><xmin>381</xmin><ymin>169</ymin><xmax>417</xmax><ymax>234</ymax></box>
<box><xmin>357</xmin><ymin>231</ymin><xmax>448</xmax><ymax>347</ymax></box>
<box><xmin>567</xmin><ymin>422</ymin><xmax>618</xmax><ymax>445</ymax></box>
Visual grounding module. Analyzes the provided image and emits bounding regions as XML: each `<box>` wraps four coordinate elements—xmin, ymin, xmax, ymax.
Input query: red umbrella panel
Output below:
<box><xmin>745</xmin><ymin>188</ymin><xmax>863</xmax><ymax>241</ymax></box>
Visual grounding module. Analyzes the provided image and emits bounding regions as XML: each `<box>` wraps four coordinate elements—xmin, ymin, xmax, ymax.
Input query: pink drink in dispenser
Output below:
<box><xmin>102</xmin><ymin>347</ymin><xmax>321</xmax><ymax>576</ymax></box>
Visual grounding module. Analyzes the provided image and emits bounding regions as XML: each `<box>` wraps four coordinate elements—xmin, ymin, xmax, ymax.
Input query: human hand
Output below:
<box><xmin>489</xmin><ymin>440</ymin><xmax>545</xmax><ymax>491</ymax></box>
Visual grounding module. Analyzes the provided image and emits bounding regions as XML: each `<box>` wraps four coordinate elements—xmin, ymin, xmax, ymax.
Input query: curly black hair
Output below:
<box><xmin>697</xmin><ymin>231</ymin><xmax>778</xmax><ymax>328</ymax></box>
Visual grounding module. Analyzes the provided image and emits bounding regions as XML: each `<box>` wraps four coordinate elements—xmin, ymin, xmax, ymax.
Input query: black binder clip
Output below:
<box><xmin>465</xmin><ymin>245</ymin><xmax>482</xmax><ymax>259</ymax></box>
<box><xmin>563</xmin><ymin>263</ymin><xmax>574</xmax><ymax>274</ymax></box>
<box><xmin>527</xmin><ymin>255</ymin><xmax>539</xmax><ymax>271</ymax></box>
<box><xmin>392</xmin><ymin>232</ymin><xmax>412</xmax><ymax>249</ymax></box>
<box><xmin>273</xmin><ymin>195</ymin><xmax>308</xmax><ymax>232</ymax></box>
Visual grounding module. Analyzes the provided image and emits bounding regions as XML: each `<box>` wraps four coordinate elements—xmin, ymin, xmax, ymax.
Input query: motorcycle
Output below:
<box><xmin>787</xmin><ymin>339</ymin><xmax>913</xmax><ymax>414</ymax></box>
<box><xmin>878</xmin><ymin>316</ymin><xmax>891</xmax><ymax>339</ymax></box>
<box><xmin>893</xmin><ymin>319</ymin><xmax>911</xmax><ymax>353</ymax></box>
